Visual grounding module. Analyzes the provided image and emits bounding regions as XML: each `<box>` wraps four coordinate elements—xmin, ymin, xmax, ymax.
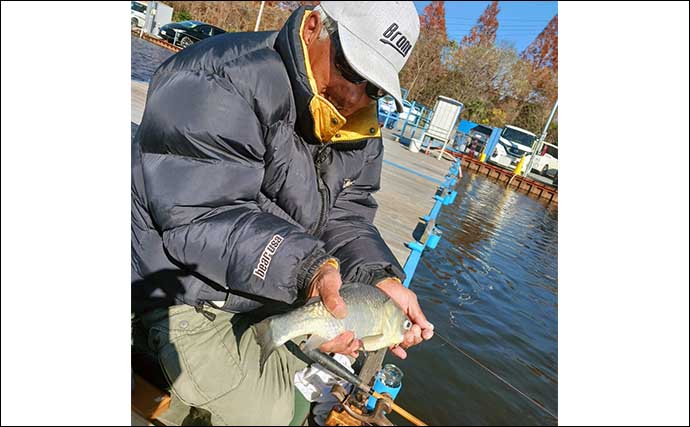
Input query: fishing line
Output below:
<box><xmin>433</xmin><ymin>331</ymin><xmax>558</xmax><ymax>420</ymax></box>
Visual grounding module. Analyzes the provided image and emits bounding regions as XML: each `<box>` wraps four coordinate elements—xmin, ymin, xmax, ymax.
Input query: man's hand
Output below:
<box><xmin>376</xmin><ymin>278</ymin><xmax>434</xmax><ymax>359</ymax></box>
<box><xmin>307</xmin><ymin>262</ymin><xmax>362</xmax><ymax>357</ymax></box>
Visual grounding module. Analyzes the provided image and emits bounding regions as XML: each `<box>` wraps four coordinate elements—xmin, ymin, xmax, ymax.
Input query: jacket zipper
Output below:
<box><xmin>311</xmin><ymin>143</ymin><xmax>332</xmax><ymax>236</ymax></box>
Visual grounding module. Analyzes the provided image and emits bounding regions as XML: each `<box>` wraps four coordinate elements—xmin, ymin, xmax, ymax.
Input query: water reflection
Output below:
<box><xmin>392</xmin><ymin>171</ymin><xmax>558</xmax><ymax>426</ymax></box>
<box><xmin>131</xmin><ymin>36</ymin><xmax>174</xmax><ymax>83</ymax></box>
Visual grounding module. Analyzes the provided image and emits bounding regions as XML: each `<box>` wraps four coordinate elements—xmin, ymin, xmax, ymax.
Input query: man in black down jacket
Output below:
<box><xmin>131</xmin><ymin>2</ymin><xmax>434</xmax><ymax>424</ymax></box>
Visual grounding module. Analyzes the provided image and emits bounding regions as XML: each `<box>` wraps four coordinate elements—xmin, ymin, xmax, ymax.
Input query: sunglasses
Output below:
<box><xmin>330</xmin><ymin>30</ymin><xmax>386</xmax><ymax>101</ymax></box>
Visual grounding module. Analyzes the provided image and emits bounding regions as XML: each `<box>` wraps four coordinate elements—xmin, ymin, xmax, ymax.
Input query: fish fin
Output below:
<box><xmin>339</xmin><ymin>282</ymin><xmax>360</xmax><ymax>291</ymax></box>
<box><xmin>361</xmin><ymin>334</ymin><xmax>387</xmax><ymax>351</ymax></box>
<box><xmin>302</xmin><ymin>334</ymin><xmax>328</xmax><ymax>352</ymax></box>
<box><xmin>254</xmin><ymin>319</ymin><xmax>277</xmax><ymax>375</ymax></box>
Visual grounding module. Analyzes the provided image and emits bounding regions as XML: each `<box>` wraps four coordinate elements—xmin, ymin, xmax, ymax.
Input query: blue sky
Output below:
<box><xmin>413</xmin><ymin>1</ymin><xmax>558</xmax><ymax>53</ymax></box>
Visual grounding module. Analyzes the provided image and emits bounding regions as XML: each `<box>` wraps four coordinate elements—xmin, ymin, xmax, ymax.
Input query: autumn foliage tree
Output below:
<box><xmin>435</xmin><ymin>1</ymin><xmax>502</xmax><ymax>123</ymax></box>
<box><xmin>461</xmin><ymin>0</ymin><xmax>500</xmax><ymax>48</ymax></box>
<box><xmin>398</xmin><ymin>1</ymin><xmax>450</xmax><ymax>104</ymax></box>
<box><xmin>514</xmin><ymin>14</ymin><xmax>558</xmax><ymax>138</ymax></box>
<box><xmin>522</xmin><ymin>14</ymin><xmax>558</xmax><ymax>72</ymax></box>
<box><xmin>419</xmin><ymin>0</ymin><xmax>446</xmax><ymax>34</ymax></box>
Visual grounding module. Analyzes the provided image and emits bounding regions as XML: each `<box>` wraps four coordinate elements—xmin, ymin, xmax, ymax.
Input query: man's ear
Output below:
<box><xmin>302</xmin><ymin>11</ymin><xmax>322</xmax><ymax>47</ymax></box>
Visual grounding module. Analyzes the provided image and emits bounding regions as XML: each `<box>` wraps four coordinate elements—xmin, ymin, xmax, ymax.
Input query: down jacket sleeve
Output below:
<box><xmin>319</xmin><ymin>140</ymin><xmax>405</xmax><ymax>285</ymax></box>
<box><xmin>138</xmin><ymin>68</ymin><xmax>330</xmax><ymax>305</ymax></box>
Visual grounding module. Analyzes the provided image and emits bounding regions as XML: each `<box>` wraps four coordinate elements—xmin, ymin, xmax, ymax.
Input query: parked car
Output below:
<box><xmin>159</xmin><ymin>21</ymin><xmax>226</xmax><ymax>48</ymax></box>
<box><xmin>526</xmin><ymin>141</ymin><xmax>559</xmax><ymax>178</ymax></box>
<box><xmin>459</xmin><ymin>124</ymin><xmax>492</xmax><ymax>155</ymax></box>
<box><xmin>131</xmin><ymin>1</ymin><xmax>147</xmax><ymax>28</ymax></box>
<box><xmin>488</xmin><ymin>125</ymin><xmax>537</xmax><ymax>171</ymax></box>
<box><xmin>468</xmin><ymin>124</ymin><xmax>493</xmax><ymax>145</ymax></box>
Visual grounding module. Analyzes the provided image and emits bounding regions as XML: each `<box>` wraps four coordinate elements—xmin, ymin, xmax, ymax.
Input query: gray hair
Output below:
<box><xmin>312</xmin><ymin>6</ymin><xmax>337</xmax><ymax>40</ymax></box>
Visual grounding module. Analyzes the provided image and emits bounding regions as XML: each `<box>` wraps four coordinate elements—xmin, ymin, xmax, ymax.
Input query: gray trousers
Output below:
<box><xmin>132</xmin><ymin>304</ymin><xmax>309</xmax><ymax>426</ymax></box>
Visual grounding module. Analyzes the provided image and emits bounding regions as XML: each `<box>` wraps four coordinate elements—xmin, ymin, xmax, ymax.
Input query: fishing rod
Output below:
<box><xmin>305</xmin><ymin>349</ymin><xmax>428</xmax><ymax>426</ymax></box>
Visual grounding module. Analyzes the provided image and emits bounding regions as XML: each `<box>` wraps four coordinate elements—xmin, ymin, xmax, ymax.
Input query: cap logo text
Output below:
<box><xmin>380</xmin><ymin>23</ymin><xmax>412</xmax><ymax>58</ymax></box>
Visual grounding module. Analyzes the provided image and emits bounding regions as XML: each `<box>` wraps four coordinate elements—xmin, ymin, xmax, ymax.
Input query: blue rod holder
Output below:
<box><xmin>426</xmin><ymin>227</ymin><xmax>442</xmax><ymax>249</ymax></box>
<box><xmin>402</xmin><ymin>241</ymin><xmax>424</xmax><ymax>288</ymax></box>
<box><xmin>366</xmin><ymin>364</ymin><xmax>404</xmax><ymax>411</ymax></box>
<box><xmin>443</xmin><ymin>191</ymin><xmax>456</xmax><ymax>206</ymax></box>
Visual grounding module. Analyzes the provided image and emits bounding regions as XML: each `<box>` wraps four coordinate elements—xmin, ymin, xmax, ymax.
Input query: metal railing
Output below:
<box><xmin>401</xmin><ymin>160</ymin><xmax>461</xmax><ymax>287</ymax></box>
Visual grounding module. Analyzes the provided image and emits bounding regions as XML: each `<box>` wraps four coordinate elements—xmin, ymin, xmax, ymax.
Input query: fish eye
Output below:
<box><xmin>403</xmin><ymin>320</ymin><xmax>412</xmax><ymax>330</ymax></box>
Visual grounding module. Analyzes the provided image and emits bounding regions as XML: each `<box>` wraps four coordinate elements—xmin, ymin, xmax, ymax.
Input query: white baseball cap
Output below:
<box><xmin>320</xmin><ymin>1</ymin><xmax>420</xmax><ymax>113</ymax></box>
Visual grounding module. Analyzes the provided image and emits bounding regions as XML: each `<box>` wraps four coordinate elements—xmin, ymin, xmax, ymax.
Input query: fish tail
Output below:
<box><xmin>254</xmin><ymin>318</ymin><xmax>279</xmax><ymax>374</ymax></box>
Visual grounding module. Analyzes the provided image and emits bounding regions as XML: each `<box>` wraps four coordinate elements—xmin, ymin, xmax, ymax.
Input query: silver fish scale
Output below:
<box><xmin>272</xmin><ymin>283</ymin><xmax>392</xmax><ymax>345</ymax></box>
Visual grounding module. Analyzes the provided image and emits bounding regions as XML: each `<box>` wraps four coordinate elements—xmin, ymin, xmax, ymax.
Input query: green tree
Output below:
<box><xmin>172</xmin><ymin>9</ymin><xmax>192</xmax><ymax>22</ymax></box>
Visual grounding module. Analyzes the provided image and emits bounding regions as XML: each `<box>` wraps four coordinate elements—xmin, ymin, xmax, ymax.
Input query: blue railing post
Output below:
<box><xmin>399</xmin><ymin>100</ymin><xmax>416</xmax><ymax>141</ymax></box>
<box><xmin>383</xmin><ymin>106</ymin><xmax>394</xmax><ymax>129</ymax></box>
<box><xmin>417</xmin><ymin>108</ymin><xmax>433</xmax><ymax>151</ymax></box>
<box><xmin>401</xmin><ymin>160</ymin><xmax>462</xmax><ymax>287</ymax></box>
<box><xmin>422</xmin><ymin>195</ymin><xmax>444</xmax><ymax>222</ymax></box>
<box><xmin>409</xmin><ymin>107</ymin><xmax>422</xmax><ymax>142</ymax></box>
<box><xmin>414</xmin><ymin>106</ymin><xmax>425</xmax><ymax>141</ymax></box>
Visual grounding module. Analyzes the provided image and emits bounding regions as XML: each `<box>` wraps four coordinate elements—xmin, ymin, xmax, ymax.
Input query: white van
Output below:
<box><xmin>488</xmin><ymin>125</ymin><xmax>536</xmax><ymax>170</ymax></box>
<box><xmin>526</xmin><ymin>142</ymin><xmax>559</xmax><ymax>177</ymax></box>
<box><xmin>131</xmin><ymin>1</ymin><xmax>147</xmax><ymax>28</ymax></box>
